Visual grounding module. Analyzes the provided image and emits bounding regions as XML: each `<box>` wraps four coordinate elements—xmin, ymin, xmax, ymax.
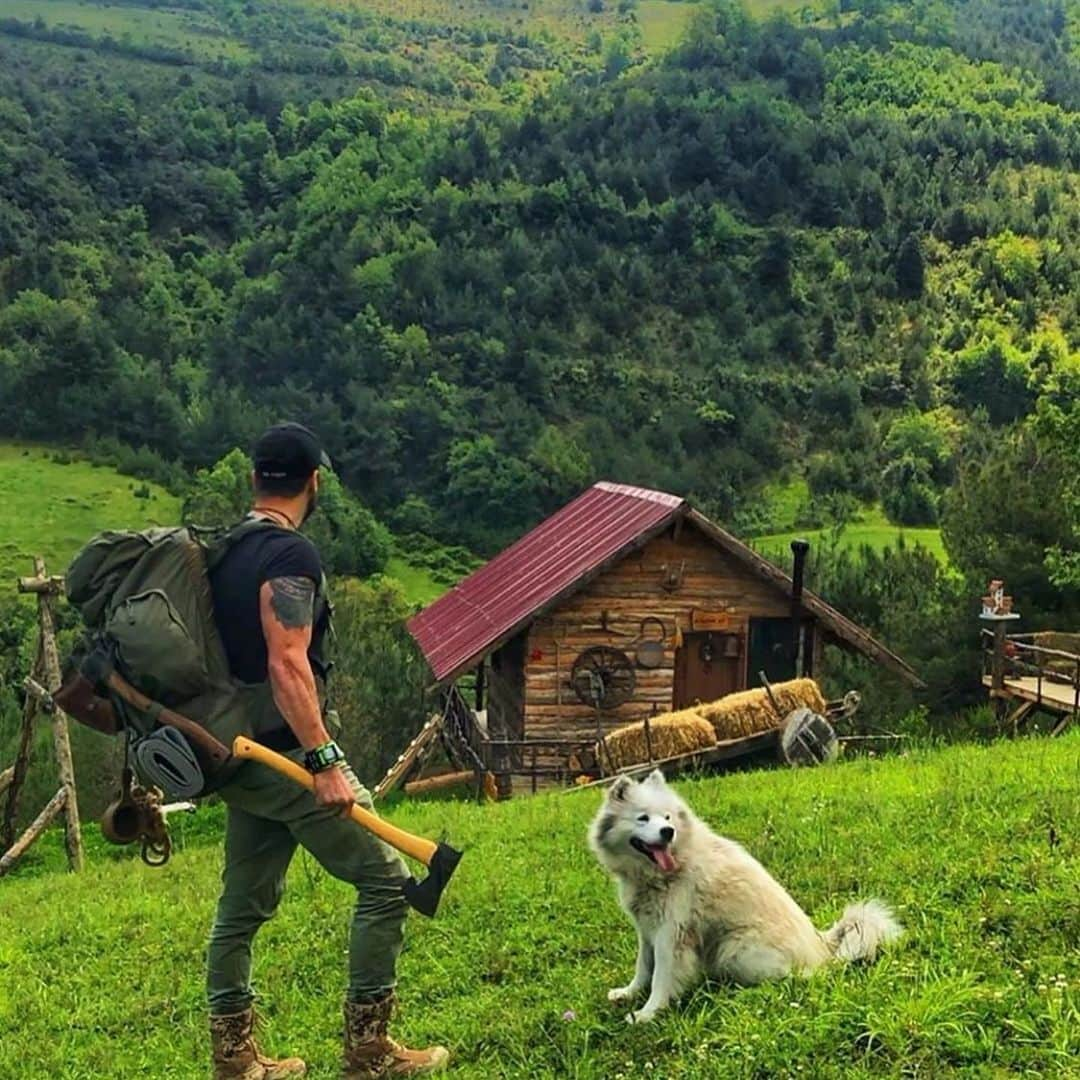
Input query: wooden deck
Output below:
<box><xmin>983</xmin><ymin>675</ymin><xmax>1079</xmax><ymax>715</ymax></box>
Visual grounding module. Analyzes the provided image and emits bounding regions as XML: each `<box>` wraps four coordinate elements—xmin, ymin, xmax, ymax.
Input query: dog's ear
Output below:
<box><xmin>642</xmin><ymin>769</ymin><xmax>667</xmax><ymax>789</ymax></box>
<box><xmin>608</xmin><ymin>775</ymin><xmax>633</xmax><ymax>802</ymax></box>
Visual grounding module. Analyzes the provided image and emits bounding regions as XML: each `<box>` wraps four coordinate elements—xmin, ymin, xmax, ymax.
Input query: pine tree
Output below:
<box><xmin>896</xmin><ymin>234</ymin><xmax>925</xmax><ymax>300</ymax></box>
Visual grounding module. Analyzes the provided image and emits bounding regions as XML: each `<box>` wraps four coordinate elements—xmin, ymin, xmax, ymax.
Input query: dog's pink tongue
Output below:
<box><xmin>652</xmin><ymin>847</ymin><xmax>677</xmax><ymax>873</ymax></box>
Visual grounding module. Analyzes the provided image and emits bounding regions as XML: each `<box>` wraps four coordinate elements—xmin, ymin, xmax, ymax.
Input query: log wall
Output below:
<box><xmin>521</xmin><ymin>523</ymin><xmax>794</xmax><ymax>748</ymax></box>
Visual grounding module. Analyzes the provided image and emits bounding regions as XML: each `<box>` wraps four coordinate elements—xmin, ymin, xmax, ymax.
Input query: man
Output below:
<box><xmin>206</xmin><ymin>422</ymin><xmax>448</xmax><ymax>1079</ymax></box>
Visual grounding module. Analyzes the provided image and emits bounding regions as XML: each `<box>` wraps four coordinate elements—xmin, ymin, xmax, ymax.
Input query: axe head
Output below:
<box><xmin>402</xmin><ymin>842</ymin><xmax>462</xmax><ymax>918</ymax></box>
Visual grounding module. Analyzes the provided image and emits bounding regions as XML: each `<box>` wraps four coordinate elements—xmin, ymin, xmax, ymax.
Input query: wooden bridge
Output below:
<box><xmin>982</xmin><ymin>628</ymin><xmax>1079</xmax><ymax>736</ymax></box>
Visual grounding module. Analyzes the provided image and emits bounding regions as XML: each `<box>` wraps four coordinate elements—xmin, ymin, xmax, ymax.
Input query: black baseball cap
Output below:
<box><xmin>253</xmin><ymin>422</ymin><xmax>331</xmax><ymax>480</ymax></box>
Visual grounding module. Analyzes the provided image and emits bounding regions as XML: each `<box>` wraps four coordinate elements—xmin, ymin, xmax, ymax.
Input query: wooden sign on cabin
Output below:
<box><xmin>691</xmin><ymin>609</ymin><xmax>738</xmax><ymax>632</ymax></box>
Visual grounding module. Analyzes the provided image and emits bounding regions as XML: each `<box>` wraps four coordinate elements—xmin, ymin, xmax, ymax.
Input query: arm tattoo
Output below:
<box><xmin>268</xmin><ymin>576</ymin><xmax>315</xmax><ymax>629</ymax></box>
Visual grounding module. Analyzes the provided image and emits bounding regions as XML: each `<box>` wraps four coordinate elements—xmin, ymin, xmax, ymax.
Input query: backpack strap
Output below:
<box><xmin>200</xmin><ymin>514</ymin><xmax>281</xmax><ymax>572</ymax></box>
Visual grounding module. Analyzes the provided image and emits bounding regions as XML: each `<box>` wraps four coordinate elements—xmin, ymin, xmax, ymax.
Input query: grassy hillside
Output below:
<box><xmin>747</xmin><ymin>481</ymin><xmax>948</xmax><ymax>564</ymax></box>
<box><xmin>383</xmin><ymin>555</ymin><xmax>449</xmax><ymax>606</ymax></box>
<box><xmin>0</xmin><ymin>442</ymin><xmax>455</xmax><ymax>612</ymax></box>
<box><xmin>0</xmin><ymin>0</ymin><xmax>618</xmax><ymax>113</ymax></box>
<box><xmin>756</xmin><ymin>507</ymin><xmax>949</xmax><ymax>564</ymax></box>
<box><xmin>2</xmin><ymin>734</ymin><xmax>1077</xmax><ymax>1077</ymax></box>
<box><xmin>638</xmin><ymin>1</ymin><xmax>700</xmax><ymax>52</ymax></box>
<box><xmin>0</xmin><ymin>443</ymin><xmax>181</xmax><ymax>585</ymax></box>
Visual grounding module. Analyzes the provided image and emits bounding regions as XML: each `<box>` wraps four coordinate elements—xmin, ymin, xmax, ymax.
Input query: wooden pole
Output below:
<box><xmin>0</xmin><ymin>767</ymin><xmax>13</xmax><ymax>797</ymax></box>
<box><xmin>0</xmin><ymin>788</ymin><xmax>66</xmax><ymax>878</ymax></box>
<box><xmin>981</xmin><ymin>611</ymin><xmax>1020</xmax><ymax>728</ymax></box>
<box><xmin>1</xmin><ymin>653</ymin><xmax>41</xmax><ymax>852</ymax></box>
<box><xmin>33</xmin><ymin>557</ymin><xmax>84</xmax><ymax>872</ymax></box>
<box><xmin>17</xmin><ymin>575</ymin><xmax>64</xmax><ymax>595</ymax></box>
<box><xmin>990</xmin><ymin>620</ymin><xmax>1008</xmax><ymax>692</ymax></box>
<box><xmin>403</xmin><ymin>770</ymin><xmax>476</xmax><ymax>797</ymax></box>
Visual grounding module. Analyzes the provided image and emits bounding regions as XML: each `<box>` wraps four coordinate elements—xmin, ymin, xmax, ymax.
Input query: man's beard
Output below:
<box><xmin>301</xmin><ymin>484</ymin><xmax>319</xmax><ymax>525</ymax></box>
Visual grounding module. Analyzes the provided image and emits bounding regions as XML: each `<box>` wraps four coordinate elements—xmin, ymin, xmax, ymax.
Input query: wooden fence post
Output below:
<box><xmin>0</xmin><ymin>656</ymin><xmax>41</xmax><ymax>852</ymax></box>
<box><xmin>0</xmin><ymin>557</ymin><xmax>84</xmax><ymax>875</ymax></box>
<box><xmin>32</xmin><ymin>557</ymin><xmax>84</xmax><ymax>872</ymax></box>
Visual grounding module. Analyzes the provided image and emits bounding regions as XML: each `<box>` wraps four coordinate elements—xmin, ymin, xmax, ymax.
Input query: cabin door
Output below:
<box><xmin>673</xmin><ymin>632</ymin><xmax>742</xmax><ymax>709</ymax></box>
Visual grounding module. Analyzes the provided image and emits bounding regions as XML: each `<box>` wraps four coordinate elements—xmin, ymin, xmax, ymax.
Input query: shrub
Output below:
<box><xmin>329</xmin><ymin>577</ymin><xmax>432</xmax><ymax>784</ymax></box>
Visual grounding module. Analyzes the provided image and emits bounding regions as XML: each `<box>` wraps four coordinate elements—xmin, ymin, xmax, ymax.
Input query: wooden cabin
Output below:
<box><xmin>404</xmin><ymin>482</ymin><xmax>921</xmax><ymax>796</ymax></box>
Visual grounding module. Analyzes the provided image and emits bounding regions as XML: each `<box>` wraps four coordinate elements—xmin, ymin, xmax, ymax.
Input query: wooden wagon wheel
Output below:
<box><xmin>570</xmin><ymin>646</ymin><xmax>636</xmax><ymax>710</ymax></box>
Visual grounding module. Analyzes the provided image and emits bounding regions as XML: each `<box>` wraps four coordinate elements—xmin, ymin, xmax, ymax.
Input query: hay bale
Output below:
<box><xmin>696</xmin><ymin>678</ymin><xmax>827</xmax><ymax>740</ymax></box>
<box><xmin>1032</xmin><ymin>632</ymin><xmax>1080</xmax><ymax>676</ymax></box>
<box><xmin>598</xmin><ymin>710</ymin><xmax>717</xmax><ymax>771</ymax></box>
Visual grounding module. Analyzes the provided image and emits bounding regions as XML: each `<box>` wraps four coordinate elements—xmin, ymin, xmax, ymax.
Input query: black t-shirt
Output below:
<box><xmin>210</xmin><ymin>522</ymin><xmax>327</xmax><ymax>685</ymax></box>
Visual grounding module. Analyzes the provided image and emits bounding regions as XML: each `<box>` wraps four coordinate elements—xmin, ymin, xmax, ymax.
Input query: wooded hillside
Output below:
<box><xmin>0</xmin><ymin>0</ymin><xmax>1078</xmax><ymax>560</ymax></box>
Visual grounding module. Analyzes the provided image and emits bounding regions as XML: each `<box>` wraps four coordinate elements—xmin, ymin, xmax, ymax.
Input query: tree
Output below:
<box><xmin>895</xmin><ymin>234</ymin><xmax>925</xmax><ymax>299</ymax></box>
<box><xmin>330</xmin><ymin>578</ymin><xmax>431</xmax><ymax>783</ymax></box>
<box><xmin>950</xmin><ymin>335</ymin><xmax>1034</xmax><ymax>425</ymax></box>
<box><xmin>443</xmin><ymin>436</ymin><xmax>541</xmax><ymax>554</ymax></box>
<box><xmin>941</xmin><ymin>424</ymin><xmax>1079</xmax><ymax>619</ymax></box>
<box><xmin>883</xmin><ymin>411</ymin><xmax>955</xmax><ymax>485</ymax></box>
<box><xmin>881</xmin><ymin>455</ymin><xmax>938</xmax><ymax>525</ymax></box>
<box><xmin>304</xmin><ymin>470</ymin><xmax>392</xmax><ymax>579</ymax></box>
<box><xmin>182</xmin><ymin>448</ymin><xmax>251</xmax><ymax>526</ymax></box>
<box><xmin>1034</xmin><ymin>401</ymin><xmax>1080</xmax><ymax>590</ymax></box>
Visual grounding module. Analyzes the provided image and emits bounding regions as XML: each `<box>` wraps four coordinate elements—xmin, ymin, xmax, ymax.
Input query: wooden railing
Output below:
<box><xmin>479</xmin><ymin>737</ymin><xmax>599</xmax><ymax>793</ymax></box>
<box><xmin>981</xmin><ymin>628</ymin><xmax>1080</xmax><ymax>718</ymax></box>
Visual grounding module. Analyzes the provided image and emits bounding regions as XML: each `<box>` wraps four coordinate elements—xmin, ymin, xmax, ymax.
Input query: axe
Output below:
<box><xmin>64</xmin><ymin>648</ymin><xmax>462</xmax><ymax>916</ymax></box>
<box><xmin>232</xmin><ymin>736</ymin><xmax>462</xmax><ymax>917</ymax></box>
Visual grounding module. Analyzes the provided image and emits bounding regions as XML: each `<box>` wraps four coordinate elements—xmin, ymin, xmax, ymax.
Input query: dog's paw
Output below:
<box><xmin>626</xmin><ymin>1008</ymin><xmax>657</xmax><ymax>1025</ymax></box>
<box><xmin>607</xmin><ymin>986</ymin><xmax>637</xmax><ymax>1004</ymax></box>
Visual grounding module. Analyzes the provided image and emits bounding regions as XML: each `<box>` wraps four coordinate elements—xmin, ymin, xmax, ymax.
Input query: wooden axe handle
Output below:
<box><xmin>232</xmin><ymin>737</ymin><xmax>438</xmax><ymax>866</ymax></box>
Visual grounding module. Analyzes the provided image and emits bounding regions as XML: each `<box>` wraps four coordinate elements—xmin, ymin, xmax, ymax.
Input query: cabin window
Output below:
<box><xmin>748</xmin><ymin>618</ymin><xmax>814</xmax><ymax>685</ymax></box>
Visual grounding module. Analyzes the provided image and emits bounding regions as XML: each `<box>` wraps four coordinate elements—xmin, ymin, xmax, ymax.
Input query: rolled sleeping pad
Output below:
<box><xmin>134</xmin><ymin>726</ymin><xmax>206</xmax><ymax>799</ymax></box>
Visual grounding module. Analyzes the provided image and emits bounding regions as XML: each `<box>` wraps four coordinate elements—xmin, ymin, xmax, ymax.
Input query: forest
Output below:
<box><xmin>2</xmin><ymin>0</ymin><xmax>1080</xmax><ymax>785</ymax></box>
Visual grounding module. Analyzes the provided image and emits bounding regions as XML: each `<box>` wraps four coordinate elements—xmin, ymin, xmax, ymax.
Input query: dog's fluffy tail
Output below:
<box><xmin>823</xmin><ymin>899</ymin><xmax>902</xmax><ymax>963</ymax></box>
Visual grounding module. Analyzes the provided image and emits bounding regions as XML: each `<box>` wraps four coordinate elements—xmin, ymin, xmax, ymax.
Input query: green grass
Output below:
<box><xmin>383</xmin><ymin>555</ymin><xmax>448</xmax><ymax>607</ymax></box>
<box><xmin>0</xmin><ymin>442</ymin><xmax>181</xmax><ymax>587</ymax></box>
<box><xmin>0</xmin><ymin>0</ymin><xmax>253</xmax><ymax>61</ymax></box>
<box><xmin>756</xmin><ymin>505</ymin><xmax>948</xmax><ymax>564</ymax></box>
<box><xmin>638</xmin><ymin>1</ymin><xmax>699</xmax><ymax>52</ymax></box>
<box><xmin>744</xmin><ymin>0</ymin><xmax>816</xmax><ymax>17</ymax></box>
<box><xmin>0</xmin><ymin>441</ymin><xmax>448</xmax><ymax>608</ymax></box>
<box><xmin>2</xmin><ymin>734</ymin><xmax>1078</xmax><ymax>1077</ymax></box>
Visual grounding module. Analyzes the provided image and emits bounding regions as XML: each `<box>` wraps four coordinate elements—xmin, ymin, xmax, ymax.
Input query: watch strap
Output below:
<box><xmin>305</xmin><ymin>740</ymin><xmax>346</xmax><ymax>774</ymax></box>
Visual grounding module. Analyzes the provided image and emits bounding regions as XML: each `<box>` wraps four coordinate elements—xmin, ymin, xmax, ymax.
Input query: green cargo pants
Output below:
<box><xmin>206</xmin><ymin>750</ymin><xmax>410</xmax><ymax>1016</ymax></box>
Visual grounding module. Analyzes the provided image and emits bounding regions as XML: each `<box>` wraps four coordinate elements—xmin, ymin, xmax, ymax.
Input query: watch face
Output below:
<box><xmin>307</xmin><ymin>741</ymin><xmax>344</xmax><ymax>771</ymax></box>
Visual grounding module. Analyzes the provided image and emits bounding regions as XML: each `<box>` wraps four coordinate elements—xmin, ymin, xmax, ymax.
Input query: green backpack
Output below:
<box><xmin>63</xmin><ymin>516</ymin><xmax>329</xmax><ymax>793</ymax></box>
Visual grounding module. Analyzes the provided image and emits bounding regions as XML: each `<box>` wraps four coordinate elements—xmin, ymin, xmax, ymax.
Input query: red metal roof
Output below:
<box><xmin>407</xmin><ymin>482</ymin><xmax>685</xmax><ymax>684</ymax></box>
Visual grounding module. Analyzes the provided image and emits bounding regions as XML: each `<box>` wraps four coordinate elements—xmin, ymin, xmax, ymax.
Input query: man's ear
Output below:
<box><xmin>608</xmin><ymin>775</ymin><xmax>633</xmax><ymax>802</ymax></box>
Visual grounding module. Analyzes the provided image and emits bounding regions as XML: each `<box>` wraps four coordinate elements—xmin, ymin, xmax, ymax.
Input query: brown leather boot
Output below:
<box><xmin>343</xmin><ymin>992</ymin><xmax>449</xmax><ymax>1078</ymax></box>
<box><xmin>210</xmin><ymin>1008</ymin><xmax>307</xmax><ymax>1079</ymax></box>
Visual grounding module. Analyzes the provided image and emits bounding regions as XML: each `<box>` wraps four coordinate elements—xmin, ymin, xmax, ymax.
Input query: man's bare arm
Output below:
<box><xmin>260</xmin><ymin>576</ymin><xmax>354</xmax><ymax>815</ymax></box>
<box><xmin>259</xmin><ymin>576</ymin><xmax>330</xmax><ymax>750</ymax></box>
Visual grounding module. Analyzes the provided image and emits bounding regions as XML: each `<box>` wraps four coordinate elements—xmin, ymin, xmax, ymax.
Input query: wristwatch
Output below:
<box><xmin>305</xmin><ymin>740</ymin><xmax>347</xmax><ymax>774</ymax></box>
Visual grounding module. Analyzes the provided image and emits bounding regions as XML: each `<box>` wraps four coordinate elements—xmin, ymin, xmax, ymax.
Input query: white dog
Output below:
<box><xmin>588</xmin><ymin>770</ymin><xmax>902</xmax><ymax>1024</ymax></box>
